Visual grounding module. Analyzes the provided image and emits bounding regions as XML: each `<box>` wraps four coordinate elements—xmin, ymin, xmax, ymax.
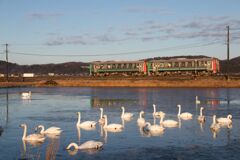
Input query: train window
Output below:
<box><xmin>112</xmin><ymin>64</ymin><xmax>116</xmax><ymax>69</ymax></box>
<box><xmin>174</xmin><ymin>62</ymin><xmax>179</xmax><ymax>67</ymax></box>
<box><xmin>159</xmin><ymin>63</ymin><xmax>164</xmax><ymax>67</ymax></box>
<box><xmin>187</xmin><ymin>62</ymin><xmax>192</xmax><ymax>67</ymax></box>
<box><xmin>136</xmin><ymin>64</ymin><xmax>139</xmax><ymax>68</ymax></box>
<box><xmin>123</xmin><ymin>64</ymin><xmax>127</xmax><ymax>68</ymax></box>
<box><xmin>132</xmin><ymin>63</ymin><xmax>136</xmax><ymax>69</ymax></box>
<box><xmin>117</xmin><ymin>64</ymin><xmax>121</xmax><ymax>68</ymax></box>
<box><xmin>107</xmin><ymin>65</ymin><xmax>111</xmax><ymax>69</ymax></box>
<box><xmin>181</xmin><ymin>62</ymin><xmax>185</xmax><ymax>67</ymax></box>
<box><xmin>100</xmin><ymin>64</ymin><xmax>104</xmax><ymax>69</ymax></box>
<box><xmin>129</xmin><ymin>63</ymin><xmax>132</xmax><ymax>68</ymax></box>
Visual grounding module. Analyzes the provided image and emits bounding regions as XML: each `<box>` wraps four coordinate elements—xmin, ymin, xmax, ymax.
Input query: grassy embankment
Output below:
<box><xmin>0</xmin><ymin>77</ymin><xmax>240</xmax><ymax>88</ymax></box>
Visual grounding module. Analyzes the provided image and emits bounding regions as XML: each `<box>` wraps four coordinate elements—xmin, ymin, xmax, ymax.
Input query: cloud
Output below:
<box><xmin>28</xmin><ymin>12</ymin><xmax>63</xmax><ymax>20</ymax></box>
<box><xmin>124</xmin><ymin>7</ymin><xmax>173</xmax><ymax>15</ymax></box>
<box><xmin>45</xmin><ymin>16</ymin><xmax>240</xmax><ymax>46</ymax></box>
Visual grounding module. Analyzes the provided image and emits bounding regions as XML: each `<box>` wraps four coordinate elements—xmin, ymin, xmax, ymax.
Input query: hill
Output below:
<box><xmin>0</xmin><ymin>55</ymin><xmax>239</xmax><ymax>75</ymax></box>
<box><xmin>0</xmin><ymin>61</ymin><xmax>89</xmax><ymax>75</ymax></box>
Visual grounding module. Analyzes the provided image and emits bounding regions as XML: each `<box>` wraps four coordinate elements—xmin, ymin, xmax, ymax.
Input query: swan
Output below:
<box><xmin>121</xmin><ymin>106</ymin><xmax>133</xmax><ymax>119</ymax></box>
<box><xmin>66</xmin><ymin>141</ymin><xmax>103</xmax><ymax>150</ymax></box>
<box><xmin>160</xmin><ymin>114</ymin><xmax>178</xmax><ymax>128</ymax></box>
<box><xmin>143</xmin><ymin>122</ymin><xmax>165</xmax><ymax>136</ymax></box>
<box><xmin>152</xmin><ymin>104</ymin><xmax>165</xmax><ymax>117</ymax></box>
<box><xmin>210</xmin><ymin>115</ymin><xmax>220</xmax><ymax>132</ymax></box>
<box><xmin>20</xmin><ymin>123</ymin><xmax>45</xmax><ymax>142</ymax></box>
<box><xmin>198</xmin><ymin>107</ymin><xmax>206</xmax><ymax>123</ymax></box>
<box><xmin>103</xmin><ymin>115</ymin><xmax>123</xmax><ymax>131</ymax></box>
<box><xmin>76</xmin><ymin>112</ymin><xmax>97</xmax><ymax>128</ymax></box>
<box><xmin>137</xmin><ymin>111</ymin><xmax>146</xmax><ymax>127</ymax></box>
<box><xmin>177</xmin><ymin>104</ymin><xmax>193</xmax><ymax>120</ymax></box>
<box><xmin>21</xmin><ymin>91</ymin><xmax>31</xmax><ymax>99</ymax></box>
<box><xmin>98</xmin><ymin>108</ymin><xmax>105</xmax><ymax>125</ymax></box>
<box><xmin>35</xmin><ymin>125</ymin><xmax>62</xmax><ymax>135</ymax></box>
<box><xmin>195</xmin><ymin>96</ymin><xmax>201</xmax><ymax>104</ymax></box>
<box><xmin>216</xmin><ymin>114</ymin><xmax>232</xmax><ymax>124</ymax></box>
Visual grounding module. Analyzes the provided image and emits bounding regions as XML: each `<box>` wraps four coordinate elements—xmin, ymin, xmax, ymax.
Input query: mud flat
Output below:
<box><xmin>1</xmin><ymin>78</ymin><xmax>240</xmax><ymax>88</ymax></box>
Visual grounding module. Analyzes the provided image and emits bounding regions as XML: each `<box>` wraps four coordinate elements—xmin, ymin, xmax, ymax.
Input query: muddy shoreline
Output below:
<box><xmin>0</xmin><ymin>78</ymin><xmax>240</xmax><ymax>88</ymax></box>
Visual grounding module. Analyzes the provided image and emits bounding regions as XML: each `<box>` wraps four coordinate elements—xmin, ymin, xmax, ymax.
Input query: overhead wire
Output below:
<box><xmin>8</xmin><ymin>40</ymin><xmax>222</xmax><ymax>57</ymax></box>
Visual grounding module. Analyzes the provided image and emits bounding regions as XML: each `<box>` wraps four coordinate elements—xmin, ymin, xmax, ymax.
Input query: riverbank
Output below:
<box><xmin>0</xmin><ymin>78</ymin><xmax>240</xmax><ymax>88</ymax></box>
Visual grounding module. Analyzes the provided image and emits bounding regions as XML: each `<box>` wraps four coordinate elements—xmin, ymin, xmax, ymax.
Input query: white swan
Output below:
<box><xmin>195</xmin><ymin>96</ymin><xmax>201</xmax><ymax>104</ymax></box>
<box><xmin>217</xmin><ymin>114</ymin><xmax>232</xmax><ymax>124</ymax></box>
<box><xmin>66</xmin><ymin>141</ymin><xmax>103</xmax><ymax>150</ymax></box>
<box><xmin>177</xmin><ymin>104</ymin><xmax>193</xmax><ymax>120</ymax></box>
<box><xmin>20</xmin><ymin>123</ymin><xmax>45</xmax><ymax>142</ymax></box>
<box><xmin>21</xmin><ymin>91</ymin><xmax>31</xmax><ymax>99</ymax></box>
<box><xmin>103</xmin><ymin>115</ymin><xmax>123</xmax><ymax>131</ymax></box>
<box><xmin>160</xmin><ymin>114</ymin><xmax>178</xmax><ymax>128</ymax></box>
<box><xmin>121</xmin><ymin>106</ymin><xmax>133</xmax><ymax>119</ymax></box>
<box><xmin>36</xmin><ymin>125</ymin><xmax>62</xmax><ymax>135</ymax></box>
<box><xmin>143</xmin><ymin>122</ymin><xmax>165</xmax><ymax>136</ymax></box>
<box><xmin>198</xmin><ymin>107</ymin><xmax>205</xmax><ymax>123</ymax></box>
<box><xmin>76</xmin><ymin>112</ymin><xmax>97</xmax><ymax>129</ymax></box>
<box><xmin>137</xmin><ymin>111</ymin><xmax>146</xmax><ymax>127</ymax></box>
<box><xmin>152</xmin><ymin>104</ymin><xmax>165</xmax><ymax>117</ymax></box>
<box><xmin>98</xmin><ymin>108</ymin><xmax>105</xmax><ymax>125</ymax></box>
<box><xmin>210</xmin><ymin>115</ymin><xmax>220</xmax><ymax>132</ymax></box>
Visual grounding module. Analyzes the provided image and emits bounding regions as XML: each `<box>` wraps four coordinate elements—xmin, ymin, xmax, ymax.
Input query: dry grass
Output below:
<box><xmin>1</xmin><ymin>78</ymin><xmax>240</xmax><ymax>88</ymax></box>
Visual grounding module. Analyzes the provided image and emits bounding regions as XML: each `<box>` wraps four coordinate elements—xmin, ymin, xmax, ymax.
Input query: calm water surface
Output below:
<box><xmin>0</xmin><ymin>87</ymin><xmax>240</xmax><ymax>160</ymax></box>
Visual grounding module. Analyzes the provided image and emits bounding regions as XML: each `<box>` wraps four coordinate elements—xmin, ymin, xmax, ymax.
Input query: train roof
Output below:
<box><xmin>91</xmin><ymin>60</ymin><xmax>145</xmax><ymax>64</ymax></box>
<box><xmin>149</xmin><ymin>57</ymin><xmax>218</xmax><ymax>62</ymax></box>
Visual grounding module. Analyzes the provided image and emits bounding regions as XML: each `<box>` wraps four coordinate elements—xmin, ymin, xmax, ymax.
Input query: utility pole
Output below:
<box><xmin>5</xmin><ymin>43</ymin><xmax>9</xmax><ymax>82</ymax></box>
<box><xmin>226</xmin><ymin>26</ymin><xmax>230</xmax><ymax>80</ymax></box>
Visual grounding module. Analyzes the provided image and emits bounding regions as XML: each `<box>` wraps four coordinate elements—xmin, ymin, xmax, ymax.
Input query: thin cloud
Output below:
<box><xmin>28</xmin><ymin>12</ymin><xmax>63</xmax><ymax>20</ymax></box>
<box><xmin>125</xmin><ymin>7</ymin><xmax>173</xmax><ymax>15</ymax></box>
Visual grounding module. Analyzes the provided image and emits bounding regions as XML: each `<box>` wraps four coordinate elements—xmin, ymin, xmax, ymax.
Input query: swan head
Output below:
<box><xmin>177</xmin><ymin>104</ymin><xmax>181</xmax><ymax>108</ymax></box>
<box><xmin>20</xmin><ymin>123</ymin><xmax>26</xmax><ymax>128</ymax></box>
<box><xmin>103</xmin><ymin>115</ymin><xmax>107</xmax><ymax>119</ymax></box>
<box><xmin>227</xmin><ymin>114</ymin><xmax>232</xmax><ymax>119</ymax></box>
<box><xmin>145</xmin><ymin>122</ymin><xmax>151</xmax><ymax>127</ymax></box>
<box><xmin>121</xmin><ymin>106</ymin><xmax>125</xmax><ymax>110</ymax></box>
<box><xmin>77</xmin><ymin>112</ymin><xmax>80</xmax><ymax>115</ymax></box>
<box><xmin>153</xmin><ymin>104</ymin><xmax>156</xmax><ymax>107</ymax></box>
<box><xmin>200</xmin><ymin>107</ymin><xmax>204</xmax><ymax>110</ymax></box>
<box><xmin>140</xmin><ymin>111</ymin><xmax>144</xmax><ymax>115</ymax></box>
<box><xmin>100</xmin><ymin>108</ymin><xmax>103</xmax><ymax>111</ymax></box>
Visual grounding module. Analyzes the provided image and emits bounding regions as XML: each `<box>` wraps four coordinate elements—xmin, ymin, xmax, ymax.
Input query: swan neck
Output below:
<box><xmin>178</xmin><ymin>106</ymin><xmax>181</xmax><ymax>116</ymax></box>
<box><xmin>213</xmin><ymin>116</ymin><xmax>216</xmax><ymax>124</ymax></box>
<box><xmin>200</xmin><ymin>108</ymin><xmax>203</xmax><ymax>116</ymax></box>
<box><xmin>39</xmin><ymin>125</ymin><xmax>45</xmax><ymax>134</ymax></box>
<box><xmin>104</xmin><ymin>116</ymin><xmax>107</xmax><ymax>128</ymax></box>
<box><xmin>121</xmin><ymin>108</ymin><xmax>124</xmax><ymax>117</ymax></box>
<box><xmin>160</xmin><ymin>116</ymin><xmax>163</xmax><ymax>124</ymax></box>
<box><xmin>22</xmin><ymin>125</ymin><xmax>27</xmax><ymax>140</ymax></box>
<box><xmin>67</xmin><ymin>143</ymin><xmax>79</xmax><ymax>150</ymax></box>
<box><xmin>77</xmin><ymin>113</ymin><xmax>80</xmax><ymax>126</ymax></box>
<box><xmin>153</xmin><ymin>105</ymin><xmax>156</xmax><ymax>113</ymax></box>
<box><xmin>100</xmin><ymin>109</ymin><xmax>103</xmax><ymax>118</ymax></box>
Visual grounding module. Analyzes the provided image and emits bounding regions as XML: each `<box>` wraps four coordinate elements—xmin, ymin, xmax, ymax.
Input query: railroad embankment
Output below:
<box><xmin>0</xmin><ymin>77</ymin><xmax>240</xmax><ymax>88</ymax></box>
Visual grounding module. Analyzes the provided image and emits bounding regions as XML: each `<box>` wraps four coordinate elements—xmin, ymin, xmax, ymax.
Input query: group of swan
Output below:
<box><xmin>20</xmin><ymin>123</ymin><xmax>62</xmax><ymax>143</ymax></box>
<box><xmin>20</xmin><ymin>103</ymin><xmax>233</xmax><ymax>152</ymax></box>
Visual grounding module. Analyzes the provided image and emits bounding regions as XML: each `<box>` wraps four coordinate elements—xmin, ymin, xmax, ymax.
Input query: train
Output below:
<box><xmin>89</xmin><ymin>57</ymin><xmax>220</xmax><ymax>76</ymax></box>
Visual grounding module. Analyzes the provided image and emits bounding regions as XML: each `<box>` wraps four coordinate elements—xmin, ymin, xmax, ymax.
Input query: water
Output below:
<box><xmin>0</xmin><ymin>87</ymin><xmax>240</xmax><ymax>160</ymax></box>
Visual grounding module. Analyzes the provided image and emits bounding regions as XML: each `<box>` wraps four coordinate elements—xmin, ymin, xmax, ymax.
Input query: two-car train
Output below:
<box><xmin>90</xmin><ymin>57</ymin><xmax>220</xmax><ymax>76</ymax></box>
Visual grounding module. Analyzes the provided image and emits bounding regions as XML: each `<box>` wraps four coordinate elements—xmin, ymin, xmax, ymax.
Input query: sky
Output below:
<box><xmin>0</xmin><ymin>0</ymin><xmax>240</xmax><ymax>65</ymax></box>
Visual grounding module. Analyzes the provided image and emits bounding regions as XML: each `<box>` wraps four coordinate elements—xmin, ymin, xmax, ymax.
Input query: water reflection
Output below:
<box><xmin>91</xmin><ymin>97</ymin><xmax>136</xmax><ymax>108</ymax></box>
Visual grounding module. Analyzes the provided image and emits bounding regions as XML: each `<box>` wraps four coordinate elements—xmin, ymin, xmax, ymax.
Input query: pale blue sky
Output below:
<box><xmin>0</xmin><ymin>0</ymin><xmax>240</xmax><ymax>64</ymax></box>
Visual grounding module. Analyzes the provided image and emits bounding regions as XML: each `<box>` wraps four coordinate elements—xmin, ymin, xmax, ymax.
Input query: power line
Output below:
<box><xmin>9</xmin><ymin>40</ymin><xmax>222</xmax><ymax>57</ymax></box>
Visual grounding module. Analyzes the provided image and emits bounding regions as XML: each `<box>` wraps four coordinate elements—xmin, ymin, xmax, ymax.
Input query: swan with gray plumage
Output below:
<box><xmin>198</xmin><ymin>107</ymin><xmax>205</xmax><ymax>123</ymax></box>
<box><xmin>98</xmin><ymin>108</ymin><xmax>105</xmax><ymax>125</ymax></box>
